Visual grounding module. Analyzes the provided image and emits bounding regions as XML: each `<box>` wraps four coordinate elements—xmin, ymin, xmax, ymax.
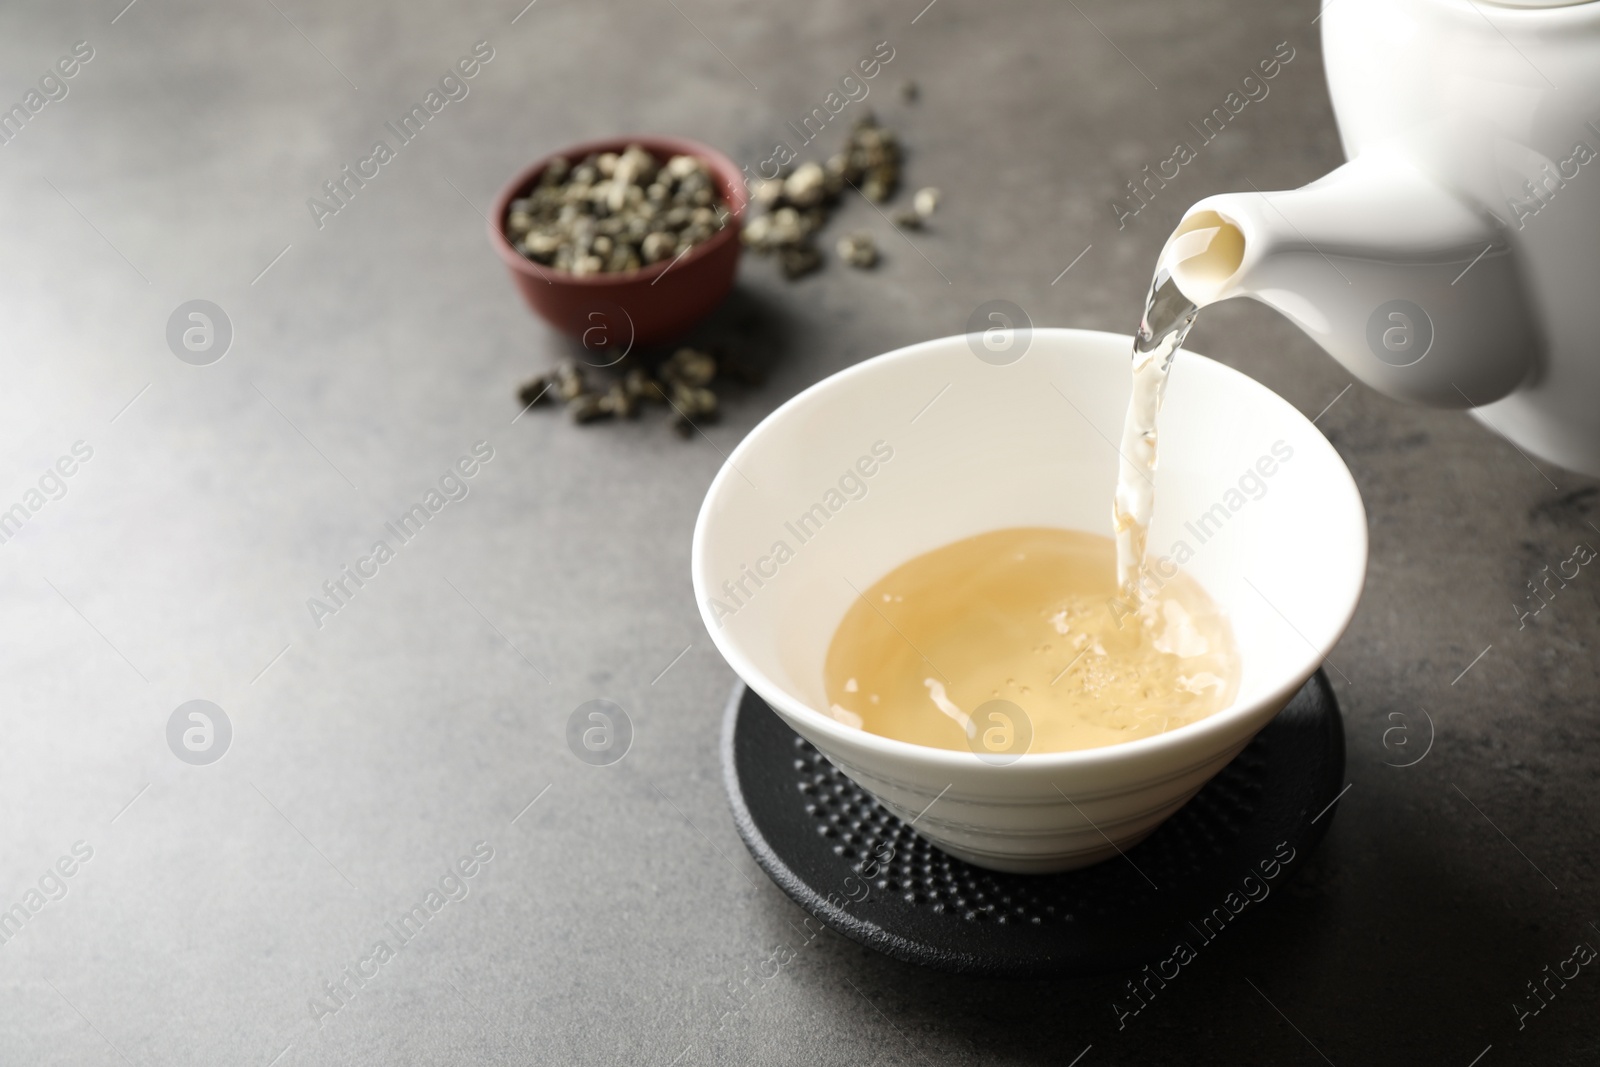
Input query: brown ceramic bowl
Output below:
<box><xmin>489</xmin><ymin>135</ymin><xmax>746</xmax><ymax>348</ymax></box>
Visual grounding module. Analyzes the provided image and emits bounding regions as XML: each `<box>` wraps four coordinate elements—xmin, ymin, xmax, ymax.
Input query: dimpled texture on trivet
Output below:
<box><xmin>722</xmin><ymin>672</ymin><xmax>1343</xmax><ymax>977</ymax></box>
<box><xmin>794</xmin><ymin>734</ymin><xmax>1266</xmax><ymax>924</ymax></box>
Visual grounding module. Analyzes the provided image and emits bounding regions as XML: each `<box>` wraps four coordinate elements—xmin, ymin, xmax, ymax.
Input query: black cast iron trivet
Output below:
<box><xmin>721</xmin><ymin>671</ymin><xmax>1344</xmax><ymax>978</ymax></box>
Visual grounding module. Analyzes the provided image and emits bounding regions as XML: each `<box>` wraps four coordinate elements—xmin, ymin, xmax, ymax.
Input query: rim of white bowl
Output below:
<box><xmin>691</xmin><ymin>328</ymin><xmax>1368</xmax><ymax>773</ymax></box>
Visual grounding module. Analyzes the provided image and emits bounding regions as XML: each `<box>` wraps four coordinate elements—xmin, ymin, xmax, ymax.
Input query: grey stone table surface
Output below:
<box><xmin>1</xmin><ymin>0</ymin><xmax>1596</xmax><ymax>1064</ymax></box>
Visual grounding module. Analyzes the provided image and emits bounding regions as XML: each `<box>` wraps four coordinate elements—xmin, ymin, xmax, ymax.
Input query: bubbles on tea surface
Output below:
<box><xmin>921</xmin><ymin>677</ymin><xmax>972</xmax><ymax>735</ymax></box>
<box><xmin>1153</xmin><ymin>599</ymin><xmax>1211</xmax><ymax>658</ymax></box>
<box><xmin>1177</xmin><ymin>672</ymin><xmax>1226</xmax><ymax>696</ymax></box>
<box><xmin>824</xmin><ymin>529</ymin><xmax>1239</xmax><ymax>754</ymax></box>
<box><xmin>830</xmin><ymin>704</ymin><xmax>865</xmax><ymax>729</ymax></box>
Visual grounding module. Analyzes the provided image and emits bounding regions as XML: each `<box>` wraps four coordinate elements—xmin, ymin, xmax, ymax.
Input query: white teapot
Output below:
<box><xmin>1166</xmin><ymin>0</ymin><xmax>1600</xmax><ymax>477</ymax></box>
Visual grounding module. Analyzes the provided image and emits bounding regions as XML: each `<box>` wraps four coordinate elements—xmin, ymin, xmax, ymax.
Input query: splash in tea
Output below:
<box><xmin>824</xmin><ymin>528</ymin><xmax>1240</xmax><ymax>754</ymax></box>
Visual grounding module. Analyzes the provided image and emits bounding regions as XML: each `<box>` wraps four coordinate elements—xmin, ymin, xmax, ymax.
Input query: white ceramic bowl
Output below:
<box><xmin>692</xmin><ymin>329</ymin><xmax>1366</xmax><ymax>873</ymax></box>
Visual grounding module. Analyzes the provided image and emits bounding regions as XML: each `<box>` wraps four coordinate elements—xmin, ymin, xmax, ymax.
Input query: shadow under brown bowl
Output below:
<box><xmin>489</xmin><ymin>135</ymin><xmax>746</xmax><ymax>349</ymax></box>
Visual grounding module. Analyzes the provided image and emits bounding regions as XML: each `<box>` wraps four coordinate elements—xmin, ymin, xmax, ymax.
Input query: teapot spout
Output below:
<box><xmin>1167</xmin><ymin>152</ymin><xmax>1541</xmax><ymax>408</ymax></box>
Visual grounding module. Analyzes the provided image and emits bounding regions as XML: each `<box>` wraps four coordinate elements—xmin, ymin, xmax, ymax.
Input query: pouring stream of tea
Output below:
<box><xmin>1112</xmin><ymin>270</ymin><xmax>1199</xmax><ymax>599</ymax></box>
<box><xmin>1112</xmin><ymin>218</ymin><xmax>1246</xmax><ymax>600</ymax></box>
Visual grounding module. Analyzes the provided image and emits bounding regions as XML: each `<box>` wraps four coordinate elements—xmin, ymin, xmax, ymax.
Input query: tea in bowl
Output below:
<box><xmin>692</xmin><ymin>328</ymin><xmax>1365</xmax><ymax>873</ymax></box>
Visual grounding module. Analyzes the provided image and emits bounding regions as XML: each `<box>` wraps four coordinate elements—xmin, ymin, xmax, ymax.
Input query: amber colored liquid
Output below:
<box><xmin>824</xmin><ymin>528</ymin><xmax>1240</xmax><ymax>754</ymax></box>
